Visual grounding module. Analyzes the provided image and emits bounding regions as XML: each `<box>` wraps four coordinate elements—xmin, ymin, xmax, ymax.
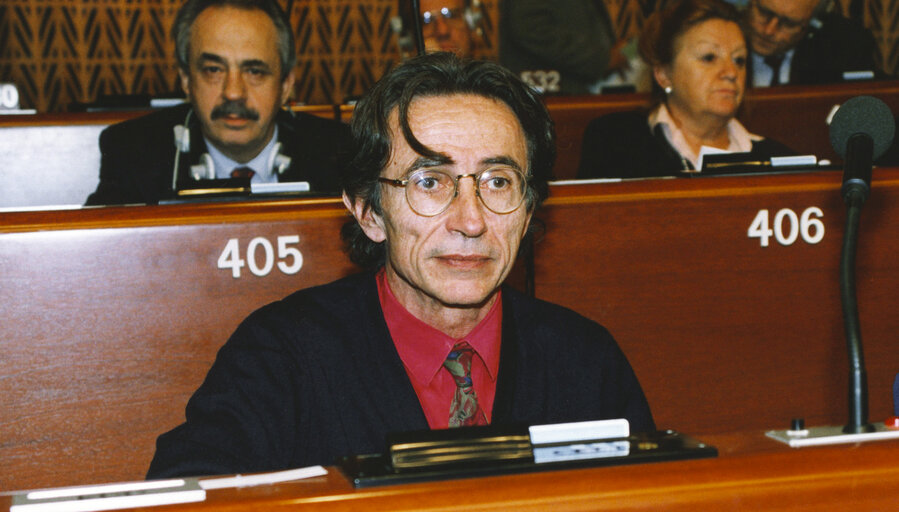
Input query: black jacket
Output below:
<box><xmin>779</xmin><ymin>11</ymin><xmax>885</xmax><ymax>85</ymax></box>
<box><xmin>577</xmin><ymin>110</ymin><xmax>795</xmax><ymax>179</ymax></box>
<box><xmin>147</xmin><ymin>272</ymin><xmax>654</xmax><ymax>478</ymax></box>
<box><xmin>85</xmin><ymin>103</ymin><xmax>351</xmax><ymax>205</ymax></box>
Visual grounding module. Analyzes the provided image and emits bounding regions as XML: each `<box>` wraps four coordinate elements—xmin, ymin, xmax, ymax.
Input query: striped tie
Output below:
<box><xmin>443</xmin><ymin>342</ymin><xmax>488</xmax><ymax>427</ymax></box>
<box><xmin>230</xmin><ymin>166</ymin><xmax>255</xmax><ymax>179</ymax></box>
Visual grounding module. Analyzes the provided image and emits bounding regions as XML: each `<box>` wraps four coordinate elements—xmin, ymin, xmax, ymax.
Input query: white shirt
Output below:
<box><xmin>751</xmin><ymin>50</ymin><xmax>795</xmax><ymax>87</ymax></box>
<box><xmin>205</xmin><ymin>125</ymin><xmax>281</xmax><ymax>183</ymax></box>
<box><xmin>648</xmin><ymin>103</ymin><xmax>762</xmax><ymax>171</ymax></box>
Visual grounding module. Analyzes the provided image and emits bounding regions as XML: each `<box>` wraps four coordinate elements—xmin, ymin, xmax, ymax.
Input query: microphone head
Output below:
<box><xmin>829</xmin><ymin>95</ymin><xmax>896</xmax><ymax>160</ymax></box>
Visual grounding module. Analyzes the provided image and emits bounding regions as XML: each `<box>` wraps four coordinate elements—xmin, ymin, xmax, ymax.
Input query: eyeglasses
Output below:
<box><xmin>421</xmin><ymin>7</ymin><xmax>466</xmax><ymax>25</ymax></box>
<box><xmin>751</xmin><ymin>0</ymin><xmax>809</xmax><ymax>32</ymax></box>
<box><xmin>378</xmin><ymin>167</ymin><xmax>528</xmax><ymax>217</ymax></box>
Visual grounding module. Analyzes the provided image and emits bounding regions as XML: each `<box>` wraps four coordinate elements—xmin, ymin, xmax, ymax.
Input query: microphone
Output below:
<box><xmin>172</xmin><ymin>109</ymin><xmax>194</xmax><ymax>191</ymax></box>
<box><xmin>828</xmin><ymin>95</ymin><xmax>896</xmax><ymax>203</ymax></box>
<box><xmin>410</xmin><ymin>0</ymin><xmax>425</xmax><ymax>56</ymax></box>
<box><xmin>828</xmin><ymin>95</ymin><xmax>896</xmax><ymax>434</ymax></box>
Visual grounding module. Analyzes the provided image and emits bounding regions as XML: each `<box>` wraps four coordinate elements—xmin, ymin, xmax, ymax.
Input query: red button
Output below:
<box><xmin>884</xmin><ymin>416</ymin><xmax>899</xmax><ymax>429</ymax></box>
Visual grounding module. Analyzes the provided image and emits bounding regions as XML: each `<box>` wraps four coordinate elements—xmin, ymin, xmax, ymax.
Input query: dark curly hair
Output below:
<box><xmin>341</xmin><ymin>52</ymin><xmax>555</xmax><ymax>269</ymax></box>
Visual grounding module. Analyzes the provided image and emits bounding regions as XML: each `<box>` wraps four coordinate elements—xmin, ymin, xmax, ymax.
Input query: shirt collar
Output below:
<box><xmin>204</xmin><ymin>124</ymin><xmax>280</xmax><ymax>183</ymax></box>
<box><xmin>751</xmin><ymin>49</ymin><xmax>795</xmax><ymax>87</ymax></box>
<box><xmin>377</xmin><ymin>268</ymin><xmax>502</xmax><ymax>387</ymax></box>
<box><xmin>648</xmin><ymin>103</ymin><xmax>761</xmax><ymax>170</ymax></box>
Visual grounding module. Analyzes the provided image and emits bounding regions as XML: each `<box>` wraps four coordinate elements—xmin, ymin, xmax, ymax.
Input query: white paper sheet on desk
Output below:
<box><xmin>199</xmin><ymin>466</ymin><xmax>328</xmax><ymax>490</ymax></box>
<box><xmin>10</xmin><ymin>479</ymin><xmax>205</xmax><ymax>512</ymax></box>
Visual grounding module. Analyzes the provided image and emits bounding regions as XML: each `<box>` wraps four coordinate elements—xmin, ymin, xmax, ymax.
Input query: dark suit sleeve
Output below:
<box><xmin>277</xmin><ymin>111</ymin><xmax>352</xmax><ymax>196</ymax></box>
<box><xmin>577</xmin><ymin>116</ymin><xmax>615</xmax><ymax>179</ymax></box>
<box><xmin>577</xmin><ymin>110</ymin><xmax>684</xmax><ymax>179</ymax></box>
<box><xmin>750</xmin><ymin>137</ymin><xmax>796</xmax><ymax>159</ymax></box>
<box><xmin>502</xmin><ymin>289</ymin><xmax>656</xmax><ymax>434</ymax></box>
<box><xmin>577</xmin><ymin>113</ymin><xmax>650</xmax><ymax>179</ymax></box>
<box><xmin>85</xmin><ymin>125</ymin><xmax>141</xmax><ymax>206</ymax></box>
<box><xmin>792</xmin><ymin>12</ymin><xmax>887</xmax><ymax>84</ymax></box>
<box><xmin>147</xmin><ymin>305</ymin><xmax>305</xmax><ymax>479</ymax></box>
<box><xmin>85</xmin><ymin>106</ymin><xmax>188</xmax><ymax>206</ymax></box>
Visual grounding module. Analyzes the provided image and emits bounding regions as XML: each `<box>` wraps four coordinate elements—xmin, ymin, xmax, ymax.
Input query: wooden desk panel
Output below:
<box><xmin>3</xmin><ymin>432</ymin><xmax>899</xmax><ymax>511</ymax></box>
<box><xmin>0</xmin><ymin>199</ymin><xmax>356</xmax><ymax>491</ymax></box>
<box><xmin>534</xmin><ymin>170</ymin><xmax>899</xmax><ymax>435</ymax></box>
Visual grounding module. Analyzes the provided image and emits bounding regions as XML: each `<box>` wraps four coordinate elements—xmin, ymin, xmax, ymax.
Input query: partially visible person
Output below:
<box><xmin>744</xmin><ymin>0</ymin><xmax>884</xmax><ymax>87</ymax></box>
<box><xmin>86</xmin><ymin>0</ymin><xmax>351</xmax><ymax>206</ymax></box>
<box><xmin>499</xmin><ymin>0</ymin><xmax>635</xmax><ymax>95</ymax></box>
<box><xmin>578</xmin><ymin>0</ymin><xmax>793</xmax><ymax>179</ymax></box>
<box><xmin>395</xmin><ymin>0</ymin><xmax>483</xmax><ymax>57</ymax></box>
<box><xmin>146</xmin><ymin>52</ymin><xmax>653</xmax><ymax>479</ymax></box>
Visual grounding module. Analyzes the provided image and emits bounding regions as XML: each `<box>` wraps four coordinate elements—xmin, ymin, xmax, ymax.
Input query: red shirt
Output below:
<box><xmin>377</xmin><ymin>269</ymin><xmax>501</xmax><ymax>429</ymax></box>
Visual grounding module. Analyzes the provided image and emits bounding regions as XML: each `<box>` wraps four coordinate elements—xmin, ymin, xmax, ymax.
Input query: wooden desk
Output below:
<box><xmin>0</xmin><ymin>198</ymin><xmax>357</xmax><ymax>491</ymax></box>
<box><xmin>3</xmin><ymin>170</ymin><xmax>899</xmax><ymax>492</ymax></box>
<box><xmin>6</xmin><ymin>81</ymin><xmax>899</xmax><ymax>208</ymax></box>
<box><xmin>546</xmin><ymin>80</ymin><xmax>899</xmax><ymax>180</ymax></box>
<box><xmin>534</xmin><ymin>170</ymin><xmax>899</xmax><ymax>435</ymax></box>
<box><xmin>3</xmin><ymin>432</ymin><xmax>899</xmax><ymax>510</ymax></box>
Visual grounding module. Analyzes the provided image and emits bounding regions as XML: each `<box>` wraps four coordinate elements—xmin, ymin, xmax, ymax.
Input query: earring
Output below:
<box><xmin>664</xmin><ymin>86</ymin><xmax>673</xmax><ymax>95</ymax></box>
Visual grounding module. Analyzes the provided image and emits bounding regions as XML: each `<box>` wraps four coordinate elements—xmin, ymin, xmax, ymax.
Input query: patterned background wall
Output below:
<box><xmin>0</xmin><ymin>0</ymin><xmax>896</xmax><ymax>112</ymax></box>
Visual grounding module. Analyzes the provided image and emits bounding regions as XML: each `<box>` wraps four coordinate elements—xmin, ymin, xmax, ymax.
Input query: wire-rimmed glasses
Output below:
<box><xmin>378</xmin><ymin>167</ymin><xmax>528</xmax><ymax>217</ymax></box>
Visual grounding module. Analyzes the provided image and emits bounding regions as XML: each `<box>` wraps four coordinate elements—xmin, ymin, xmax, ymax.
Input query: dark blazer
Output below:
<box><xmin>577</xmin><ymin>110</ymin><xmax>795</xmax><ymax>180</ymax></box>
<box><xmin>786</xmin><ymin>11</ymin><xmax>885</xmax><ymax>85</ymax></box>
<box><xmin>147</xmin><ymin>272</ymin><xmax>654</xmax><ymax>478</ymax></box>
<box><xmin>85</xmin><ymin>103</ymin><xmax>351</xmax><ymax>206</ymax></box>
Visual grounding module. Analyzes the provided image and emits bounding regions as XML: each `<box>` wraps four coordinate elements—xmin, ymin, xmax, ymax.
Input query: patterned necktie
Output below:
<box><xmin>230</xmin><ymin>166</ymin><xmax>255</xmax><ymax>179</ymax></box>
<box><xmin>442</xmin><ymin>342</ymin><xmax>488</xmax><ymax>427</ymax></box>
<box><xmin>764</xmin><ymin>54</ymin><xmax>785</xmax><ymax>86</ymax></box>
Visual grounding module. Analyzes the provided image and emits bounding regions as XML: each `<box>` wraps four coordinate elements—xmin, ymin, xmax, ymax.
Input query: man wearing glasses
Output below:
<box><xmin>744</xmin><ymin>0</ymin><xmax>882</xmax><ymax>86</ymax></box>
<box><xmin>395</xmin><ymin>0</ymin><xmax>482</xmax><ymax>57</ymax></box>
<box><xmin>420</xmin><ymin>0</ymin><xmax>480</xmax><ymax>55</ymax></box>
<box><xmin>147</xmin><ymin>52</ymin><xmax>653</xmax><ymax>479</ymax></box>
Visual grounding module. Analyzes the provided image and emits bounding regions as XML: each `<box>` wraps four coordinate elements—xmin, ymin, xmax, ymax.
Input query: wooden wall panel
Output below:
<box><xmin>0</xmin><ymin>0</ymin><xmax>896</xmax><ymax>112</ymax></box>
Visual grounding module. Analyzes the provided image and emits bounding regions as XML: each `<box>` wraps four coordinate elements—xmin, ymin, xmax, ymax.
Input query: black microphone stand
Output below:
<box><xmin>839</xmin><ymin>135</ymin><xmax>875</xmax><ymax>434</ymax></box>
<box><xmin>411</xmin><ymin>0</ymin><xmax>425</xmax><ymax>56</ymax></box>
<box><xmin>767</xmin><ymin>96</ymin><xmax>897</xmax><ymax>446</ymax></box>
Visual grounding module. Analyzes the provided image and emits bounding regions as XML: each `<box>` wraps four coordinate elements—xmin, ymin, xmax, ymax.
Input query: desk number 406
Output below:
<box><xmin>748</xmin><ymin>207</ymin><xmax>825</xmax><ymax>247</ymax></box>
<box><xmin>218</xmin><ymin>236</ymin><xmax>303</xmax><ymax>278</ymax></box>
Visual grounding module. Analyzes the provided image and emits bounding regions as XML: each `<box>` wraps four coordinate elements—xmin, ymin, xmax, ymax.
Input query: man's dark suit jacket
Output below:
<box><xmin>85</xmin><ymin>103</ymin><xmax>351</xmax><ymax>205</ymax></box>
<box><xmin>146</xmin><ymin>272</ymin><xmax>654</xmax><ymax>479</ymax></box>
<box><xmin>777</xmin><ymin>11</ymin><xmax>884</xmax><ymax>86</ymax></box>
<box><xmin>577</xmin><ymin>110</ymin><xmax>795</xmax><ymax>180</ymax></box>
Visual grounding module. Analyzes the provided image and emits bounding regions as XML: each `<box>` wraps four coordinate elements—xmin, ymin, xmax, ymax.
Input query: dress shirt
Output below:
<box><xmin>206</xmin><ymin>125</ymin><xmax>280</xmax><ymax>183</ymax></box>
<box><xmin>751</xmin><ymin>50</ymin><xmax>795</xmax><ymax>87</ymax></box>
<box><xmin>377</xmin><ymin>269</ymin><xmax>501</xmax><ymax>428</ymax></box>
<box><xmin>649</xmin><ymin>103</ymin><xmax>761</xmax><ymax>170</ymax></box>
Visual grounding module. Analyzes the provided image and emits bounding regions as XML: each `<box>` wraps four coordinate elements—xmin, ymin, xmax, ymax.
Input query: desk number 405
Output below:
<box><xmin>218</xmin><ymin>236</ymin><xmax>303</xmax><ymax>278</ymax></box>
<box><xmin>748</xmin><ymin>207</ymin><xmax>825</xmax><ymax>247</ymax></box>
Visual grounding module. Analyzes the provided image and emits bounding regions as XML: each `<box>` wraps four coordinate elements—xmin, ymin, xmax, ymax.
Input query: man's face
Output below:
<box><xmin>420</xmin><ymin>0</ymin><xmax>474</xmax><ymax>56</ymax></box>
<box><xmin>179</xmin><ymin>5</ymin><xmax>294</xmax><ymax>162</ymax></box>
<box><xmin>746</xmin><ymin>0</ymin><xmax>818</xmax><ymax>57</ymax></box>
<box><xmin>353</xmin><ymin>94</ymin><xmax>532</xmax><ymax>320</ymax></box>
